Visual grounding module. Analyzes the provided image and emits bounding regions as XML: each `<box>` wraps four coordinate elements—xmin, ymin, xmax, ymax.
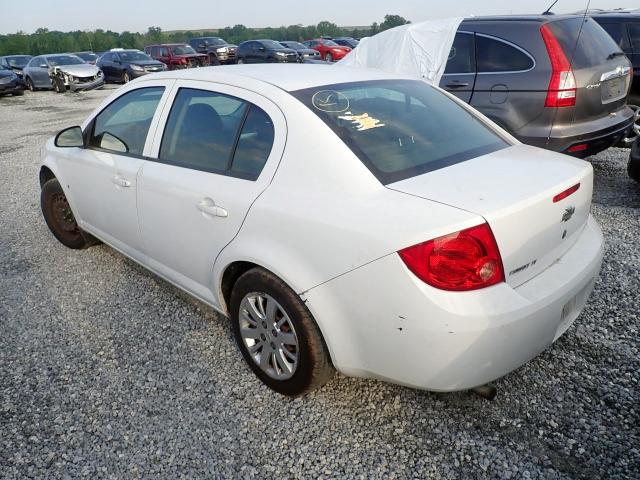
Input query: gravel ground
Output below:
<box><xmin>1</xmin><ymin>87</ymin><xmax>639</xmax><ymax>479</ymax></box>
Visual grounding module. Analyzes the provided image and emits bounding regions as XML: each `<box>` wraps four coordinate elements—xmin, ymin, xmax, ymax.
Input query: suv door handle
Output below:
<box><xmin>112</xmin><ymin>175</ymin><xmax>131</xmax><ymax>187</ymax></box>
<box><xmin>445</xmin><ymin>82</ymin><xmax>469</xmax><ymax>89</ymax></box>
<box><xmin>197</xmin><ymin>199</ymin><xmax>228</xmax><ymax>218</ymax></box>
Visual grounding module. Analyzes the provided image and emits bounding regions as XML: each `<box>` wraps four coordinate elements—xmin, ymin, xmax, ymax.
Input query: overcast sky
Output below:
<box><xmin>0</xmin><ymin>0</ymin><xmax>634</xmax><ymax>34</ymax></box>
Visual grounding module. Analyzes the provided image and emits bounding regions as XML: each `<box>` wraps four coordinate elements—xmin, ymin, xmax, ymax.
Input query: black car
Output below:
<box><xmin>188</xmin><ymin>37</ymin><xmax>237</xmax><ymax>65</ymax></box>
<box><xmin>0</xmin><ymin>64</ymin><xmax>25</xmax><ymax>96</ymax></box>
<box><xmin>97</xmin><ymin>49</ymin><xmax>166</xmax><ymax>83</ymax></box>
<box><xmin>72</xmin><ymin>51</ymin><xmax>99</xmax><ymax>65</ymax></box>
<box><xmin>279</xmin><ymin>41</ymin><xmax>321</xmax><ymax>61</ymax></box>
<box><xmin>236</xmin><ymin>40</ymin><xmax>299</xmax><ymax>64</ymax></box>
<box><xmin>333</xmin><ymin>37</ymin><xmax>359</xmax><ymax>48</ymax></box>
<box><xmin>589</xmin><ymin>9</ymin><xmax>640</xmax><ymax>97</ymax></box>
<box><xmin>0</xmin><ymin>55</ymin><xmax>33</xmax><ymax>78</ymax></box>
<box><xmin>440</xmin><ymin>15</ymin><xmax>635</xmax><ymax>157</ymax></box>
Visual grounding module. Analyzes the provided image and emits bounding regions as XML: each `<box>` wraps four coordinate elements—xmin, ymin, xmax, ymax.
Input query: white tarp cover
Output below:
<box><xmin>336</xmin><ymin>17</ymin><xmax>464</xmax><ymax>86</ymax></box>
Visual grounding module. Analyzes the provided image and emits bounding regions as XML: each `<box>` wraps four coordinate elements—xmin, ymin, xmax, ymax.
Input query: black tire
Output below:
<box><xmin>230</xmin><ymin>268</ymin><xmax>334</xmax><ymax>396</ymax></box>
<box><xmin>53</xmin><ymin>76</ymin><xmax>66</xmax><ymax>93</ymax></box>
<box><xmin>25</xmin><ymin>76</ymin><xmax>34</xmax><ymax>91</ymax></box>
<box><xmin>628</xmin><ymin>139</ymin><xmax>640</xmax><ymax>183</ymax></box>
<box><xmin>41</xmin><ymin>178</ymin><xmax>93</xmax><ymax>249</ymax></box>
<box><xmin>14</xmin><ymin>89</ymin><xmax>25</xmax><ymax>96</ymax></box>
<box><xmin>237</xmin><ymin>58</ymin><xmax>245</xmax><ymax>64</ymax></box>
<box><xmin>209</xmin><ymin>54</ymin><xmax>221</xmax><ymax>66</ymax></box>
<box><xmin>122</xmin><ymin>71</ymin><xmax>130</xmax><ymax>83</ymax></box>
<box><xmin>325</xmin><ymin>53</ymin><xmax>333</xmax><ymax>62</ymax></box>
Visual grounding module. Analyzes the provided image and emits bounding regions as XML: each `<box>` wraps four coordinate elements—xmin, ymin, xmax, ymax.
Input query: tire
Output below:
<box><xmin>53</xmin><ymin>76</ymin><xmax>66</xmax><ymax>93</ymax></box>
<box><xmin>123</xmin><ymin>71</ymin><xmax>131</xmax><ymax>83</ymax></box>
<box><xmin>325</xmin><ymin>53</ymin><xmax>333</xmax><ymax>62</ymax></box>
<box><xmin>628</xmin><ymin>139</ymin><xmax>640</xmax><ymax>183</ymax></box>
<box><xmin>209</xmin><ymin>54</ymin><xmax>221</xmax><ymax>66</ymax></box>
<box><xmin>14</xmin><ymin>89</ymin><xmax>25</xmax><ymax>96</ymax></box>
<box><xmin>41</xmin><ymin>178</ymin><xmax>93</xmax><ymax>249</ymax></box>
<box><xmin>237</xmin><ymin>58</ymin><xmax>245</xmax><ymax>64</ymax></box>
<box><xmin>25</xmin><ymin>76</ymin><xmax>34</xmax><ymax>91</ymax></box>
<box><xmin>230</xmin><ymin>268</ymin><xmax>334</xmax><ymax>396</ymax></box>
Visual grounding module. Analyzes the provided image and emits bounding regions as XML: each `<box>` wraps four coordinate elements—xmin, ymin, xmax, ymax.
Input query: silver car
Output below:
<box><xmin>23</xmin><ymin>54</ymin><xmax>104</xmax><ymax>93</ymax></box>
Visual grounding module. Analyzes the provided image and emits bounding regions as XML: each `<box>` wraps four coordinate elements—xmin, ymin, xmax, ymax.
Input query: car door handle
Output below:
<box><xmin>445</xmin><ymin>82</ymin><xmax>469</xmax><ymax>89</ymax></box>
<box><xmin>197</xmin><ymin>199</ymin><xmax>228</xmax><ymax>218</ymax></box>
<box><xmin>112</xmin><ymin>175</ymin><xmax>131</xmax><ymax>187</ymax></box>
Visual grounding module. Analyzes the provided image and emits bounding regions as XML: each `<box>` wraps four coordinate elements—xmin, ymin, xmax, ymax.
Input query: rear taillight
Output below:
<box><xmin>541</xmin><ymin>24</ymin><xmax>576</xmax><ymax>108</ymax></box>
<box><xmin>398</xmin><ymin>223</ymin><xmax>504</xmax><ymax>291</ymax></box>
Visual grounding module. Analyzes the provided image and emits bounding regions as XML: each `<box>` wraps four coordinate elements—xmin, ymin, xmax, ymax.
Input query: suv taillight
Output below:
<box><xmin>541</xmin><ymin>24</ymin><xmax>576</xmax><ymax>108</ymax></box>
<box><xmin>398</xmin><ymin>223</ymin><xmax>504</xmax><ymax>291</ymax></box>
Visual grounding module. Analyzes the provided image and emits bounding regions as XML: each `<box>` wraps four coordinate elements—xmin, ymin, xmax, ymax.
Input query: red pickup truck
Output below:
<box><xmin>144</xmin><ymin>44</ymin><xmax>210</xmax><ymax>70</ymax></box>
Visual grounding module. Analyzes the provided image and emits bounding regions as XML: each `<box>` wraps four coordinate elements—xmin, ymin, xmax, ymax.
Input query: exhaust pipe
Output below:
<box><xmin>471</xmin><ymin>384</ymin><xmax>497</xmax><ymax>400</ymax></box>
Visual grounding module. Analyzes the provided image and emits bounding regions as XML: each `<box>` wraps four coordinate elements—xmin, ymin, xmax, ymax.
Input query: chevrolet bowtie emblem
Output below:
<box><xmin>562</xmin><ymin>206</ymin><xmax>575</xmax><ymax>223</ymax></box>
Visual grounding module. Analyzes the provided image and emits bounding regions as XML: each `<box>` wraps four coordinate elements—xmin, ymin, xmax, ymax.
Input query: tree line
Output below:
<box><xmin>0</xmin><ymin>15</ymin><xmax>410</xmax><ymax>56</ymax></box>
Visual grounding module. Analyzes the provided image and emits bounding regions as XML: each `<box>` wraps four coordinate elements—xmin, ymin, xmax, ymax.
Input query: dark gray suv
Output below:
<box><xmin>440</xmin><ymin>15</ymin><xmax>634</xmax><ymax>157</ymax></box>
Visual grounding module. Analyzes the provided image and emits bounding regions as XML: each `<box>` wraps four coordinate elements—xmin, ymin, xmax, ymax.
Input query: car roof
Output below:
<box><xmin>462</xmin><ymin>14</ymin><xmax>586</xmax><ymax>23</ymax></box>
<box><xmin>141</xmin><ymin>64</ymin><xmax>411</xmax><ymax>92</ymax></box>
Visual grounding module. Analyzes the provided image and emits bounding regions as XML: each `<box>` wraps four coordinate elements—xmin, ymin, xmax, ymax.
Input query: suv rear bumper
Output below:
<box><xmin>517</xmin><ymin>105</ymin><xmax>634</xmax><ymax>157</ymax></box>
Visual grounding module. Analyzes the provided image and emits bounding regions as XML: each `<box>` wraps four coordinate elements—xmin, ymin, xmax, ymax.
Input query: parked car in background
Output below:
<box><xmin>0</xmin><ymin>55</ymin><xmax>33</xmax><ymax>77</ymax></box>
<box><xmin>40</xmin><ymin>64</ymin><xmax>603</xmax><ymax>397</ymax></box>
<box><xmin>303</xmin><ymin>39</ymin><xmax>351</xmax><ymax>62</ymax></box>
<box><xmin>98</xmin><ymin>49</ymin><xmax>165</xmax><ymax>83</ymax></box>
<box><xmin>23</xmin><ymin>54</ymin><xmax>104</xmax><ymax>93</ymax></box>
<box><xmin>0</xmin><ymin>64</ymin><xmax>25</xmax><ymax>96</ymax></box>
<box><xmin>279</xmin><ymin>41</ymin><xmax>321</xmax><ymax>61</ymax></box>
<box><xmin>72</xmin><ymin>51</ymin><xmax>99</xmax><ymax>65</ymax></box>
<box><xmin>188</xmin><ymin>37</ymin><xmax>237</xmax><ymax>65</ymax></box>
<box><xmin>144</xmin><ymin>44</ymin><xmax>209</xmax><ymax>70</ymax></box>
<box><xmin>236</xmin><ymin>40</ymin><xmax>299</xmax><ymax>64</ymax></box>
<box><xmin>333</xmin><ymin>37</ymin><xmax>359</xmax><ymax>48</ymax></box>
<box><xmin>441</xmin><ymin>15</ymin><xmax>634</xmax><ymax>157</ymax></box>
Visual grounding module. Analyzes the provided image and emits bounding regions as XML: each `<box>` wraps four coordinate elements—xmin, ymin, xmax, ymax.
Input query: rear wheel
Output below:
<box><xmin>230</xmin><ymin>268</ymin><xmax>334</xmax><ymax>396</ymax></box>
<box><xmin>325</xmin><ymin>52</ymin><xmax>333</xmax><ymax>62</ymax></box>
<box><xmin>25</xmin><ymin>76</ymin><xmax>34</xmax><ymax>91</ymax></box>
<box><xmin>41</xmin><ymin>178</ymin><xmax>93</xmax><ymax>249</ymax></box>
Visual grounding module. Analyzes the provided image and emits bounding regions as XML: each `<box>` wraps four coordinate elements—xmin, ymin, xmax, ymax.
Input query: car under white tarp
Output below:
<box><xmin>336</xmin><ymin>17</ymin><xmax>464</xmax><ymax>86</ymax></box>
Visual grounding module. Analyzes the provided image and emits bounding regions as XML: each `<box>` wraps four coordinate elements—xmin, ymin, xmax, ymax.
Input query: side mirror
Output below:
<box><xmin>259</xmin><ymin>46</ymin><xmax>266</xmax><ymax>52</ymax></box>
<box><xmin>55</xmin><ymin>126</ymin><xmax>84</xmax><ymax>148</ymax></box>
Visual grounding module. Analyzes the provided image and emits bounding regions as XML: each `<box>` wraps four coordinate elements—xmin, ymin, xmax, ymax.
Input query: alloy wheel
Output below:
<box><xmin>238</xmin><ymin>292</ymin><xmax>299</xmax><ymax>380</ymax></box>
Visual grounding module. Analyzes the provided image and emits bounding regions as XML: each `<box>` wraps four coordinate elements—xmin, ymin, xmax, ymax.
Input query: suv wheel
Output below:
<box><xmin>230</xmin><ymin>268</ymin><xmax>334</xmax><ymax>396</ymax></box>
<box><xmin>237</xmin><ymin>58</ymin><xmax>245</xmax><ymax>64</ymax></box>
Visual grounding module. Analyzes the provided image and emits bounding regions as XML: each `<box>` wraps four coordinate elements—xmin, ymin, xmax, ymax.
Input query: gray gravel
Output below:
<box><xmin>1</xmin><ymin>87</ymin><xmax>639</xmax><ymax>479</ymax></box>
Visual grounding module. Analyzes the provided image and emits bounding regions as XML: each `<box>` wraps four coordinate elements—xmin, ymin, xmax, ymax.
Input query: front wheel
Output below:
<box><xmin>123</xmin><ymin>71</ymin><xmax>131</xmax><ymax>83</ymax></box>
<box><xmin>325</xmin><ymin>53</ymin><xmax>333</xmax><ymax>62</ymax></box>
<box><xmin>53</xmin><ymin>76</ymin><xmax>66</xmax><ymax>93</ymax></box>
<box><xmin>230</xmin><ymin>268</ymin><xmax>334</xmax><ymax>396</ymax></box>
<box><xmin>237</xmin><ymin>58</ymin><xmax>245</xmax><ymax>64</ymax></box>
<box><xmin>41</xmin><ymin>178</ymin><xmax>94</xmax><ymax>249</ymax></box>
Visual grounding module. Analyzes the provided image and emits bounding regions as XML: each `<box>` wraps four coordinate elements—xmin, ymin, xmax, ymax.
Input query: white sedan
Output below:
<box><xmin>40</xmin><ymin>65</ymin><xmax>603</xmax><ymax>396</ymax></box>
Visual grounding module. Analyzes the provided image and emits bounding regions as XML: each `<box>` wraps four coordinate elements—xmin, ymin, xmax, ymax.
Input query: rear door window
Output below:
<box><xmin>230</xmin><ymin>106</ymin><xmax>274</xmax><ymax>180</ymax></box>
<box><xmin>292</xmin><ymin>80</ymin><xmax>508</xmax><ymax>184</ymax></box>
<box><xmin>475</xmin><ymin>35</ymin><xmax>533</xmax><ymax>73</ymax></box>
<box><xmin>548</xmin><ymin>17</ymin><xmax>622</xmax><ymax>69</ymax></box>
<box><xmin>629</xmin><ymin>24</ymin><xmax>640</xmax><ymax>52</ymax></box>
<box><xmin>445</xmin><ymin>33</ymin><xmax>475</xmax><ymax>74</ymax></box>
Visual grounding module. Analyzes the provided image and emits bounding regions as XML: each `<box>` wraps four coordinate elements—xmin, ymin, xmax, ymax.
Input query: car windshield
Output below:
<box><xmin>119</xmin><ymin>51</ymin><xmax>152</xmax><ymax>62</ymax></box>
<box><xmin>171</xmin><ymin>45</ymin><xmax>196</xmax><ymax>55</ymax></box>
<box><xmin>319</xmin><ymin>39</ymin><xmax>339</xmax><ymax>46</ymax></box>
<box><xmin>75</xmin><ymin>53</ymin><xmax>98</xmax><ymax>62</ymax></box>
<box><xmin>282</xmin><ymin>41</ymin><xmax>305</xmax><ymax>50</ymax></box>
<box><xmin>202</xmin><ymin>38</ymin><xmax>226</xmax><ymax>46</ymax></box>
<box><xmin>47</xmin><ymin>55</ymin><xmax>84</xmax><ymax>66</ymax></box>
<box><xmin>7</xmin><ymin>56</ymin><xmax>32</xmax><ymax>67</ymax></box>
<box><xmin>292</xmin><ymin>80</ymin><xmax>509</xmax><ymax>184</ymax></box>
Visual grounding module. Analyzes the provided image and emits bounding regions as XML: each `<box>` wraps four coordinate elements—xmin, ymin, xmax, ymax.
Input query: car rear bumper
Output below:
<box><xmin>517</xmin><ymin>105</ymin><xmax>634</xmax><ymax>157</ymax></box>
<box><xmin>304</xmin><ymin>215</ymin><xmax>604</xmax><ymax>392</ymax></box>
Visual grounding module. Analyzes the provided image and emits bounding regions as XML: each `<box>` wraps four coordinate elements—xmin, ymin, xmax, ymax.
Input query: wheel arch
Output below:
<box><xmin>39</xmin><ymin>165</ymin><xmax>56</xmax><ymax>187</ymax></box>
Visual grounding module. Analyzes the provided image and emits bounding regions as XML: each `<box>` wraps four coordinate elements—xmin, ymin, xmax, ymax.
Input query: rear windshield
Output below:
<box><xmin>548</xmin><ymin>17</ymin><xmax>623</xmax><ymax>69</ymax></box>
<box><xmin>292</xmin><ymin>80</ymin><xmax>508</xmax><ymax>184</ymax></box>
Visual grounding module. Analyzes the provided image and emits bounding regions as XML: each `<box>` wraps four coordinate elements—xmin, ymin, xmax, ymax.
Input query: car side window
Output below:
<box><xmin>476</xmin><ymin>35</ymin><xmax>534</xmax><ymax>73</ymax></box>
<box><xmin>599</xmin><ymin>23</ymin><xmax>631</xmax><ymax>52</ymax></box>
<box><xmin>160</xmin><ymin>88</ymin><xmax>247</xmax><ymax>173</ymax></box>
<box><xmin>89</xmin><ymin>87</ymin><xmax>165</xmax><ymax>156</ymax></box>
<box><xmin>230</xmin><ymin>105</ymin><xmax>274</xmax><ymax>180</ymax></box>
<box><xmin>629</xmin><ymin>24</ymin><xmax>640</xmax><ymax>52</ymax></box>
<box><xmin>445</xmin><ymin>32</ymin><xmax>476</xmax><ymax>74</ymax></box>
<box><xmin>160</xmin><ymin>47</ymin><xmax>169</xmax><ymax>57</ymax></box>
<box><xmin>103</xmin><ymin>53</ymin><xmax>113</xmax><ymax>62</ymax></box>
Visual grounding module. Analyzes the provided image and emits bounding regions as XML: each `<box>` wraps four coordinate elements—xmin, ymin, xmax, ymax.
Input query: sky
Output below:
<box><xmin>0</xmin><ymin>0</ymin><xmax>636</xmax><ymax>34</ymax></box>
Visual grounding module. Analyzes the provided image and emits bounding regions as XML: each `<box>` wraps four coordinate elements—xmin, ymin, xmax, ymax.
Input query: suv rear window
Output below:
<box><xmin>548</xmin><ymin>17</ymin><xmax>623</xmax><ymax>69</ymax></box>
<box><xmin>292</xmin><ymin>80</ymin><xmax>508</xmax><ymax>184</ymax></box>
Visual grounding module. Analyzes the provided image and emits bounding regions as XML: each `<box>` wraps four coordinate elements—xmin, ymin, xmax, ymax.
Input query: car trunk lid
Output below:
<box><xmin>386</xmin><ymin>144</ymin><xmax>593</xmax><ymax>287</ymax></box>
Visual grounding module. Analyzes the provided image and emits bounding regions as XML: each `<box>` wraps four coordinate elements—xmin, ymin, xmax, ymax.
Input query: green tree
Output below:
<box><xmin>378</xmin><ymin>14</ymin><xmax>410</xmax><ymax>32</ymax></box>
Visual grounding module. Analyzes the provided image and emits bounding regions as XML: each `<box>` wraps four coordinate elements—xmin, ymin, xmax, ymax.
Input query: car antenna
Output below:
<box><xmin>542</xmin><ymin>0</ymin><xmax>559</xmax><ymax>15</ymax></box>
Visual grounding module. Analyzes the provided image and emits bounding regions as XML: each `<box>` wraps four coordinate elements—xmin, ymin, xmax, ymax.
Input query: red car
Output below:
<box><xmin>303</xmin><ymin>39</ymin><xmax>351</xmax><ymax>62</ymax></box>
<box><xmin>144</xmin><ymin>44</ymin><xmax>210</xmax><ymax>70</ymax></box>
